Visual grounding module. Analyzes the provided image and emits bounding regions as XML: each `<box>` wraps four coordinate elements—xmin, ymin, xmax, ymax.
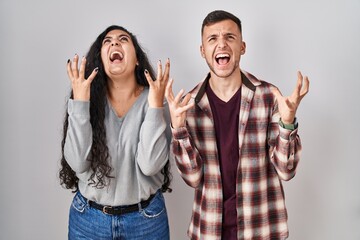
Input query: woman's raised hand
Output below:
<box><xmin>67</xmin><ymin>54</ymin><xmax>98</xmax><ymax>101</ymax></box>
<box><xmin>144</xmin><ymin>59</ymin><xmax>170</xmax><ymax>108</ymax></box>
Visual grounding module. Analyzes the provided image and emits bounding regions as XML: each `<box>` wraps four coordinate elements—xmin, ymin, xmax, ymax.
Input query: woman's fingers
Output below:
<box><xmin>66</xmin><ymin>54</ymin><xmax>98</xmax><ymax>101</ymax></box>
<box><xmin>79</xmin><ymin>56</ymin><xmax>86</xmax><ymax>79</ymax></box>
<box><xmin>67</xmin><ymin>54</ymin><xmax>87</xmax><ymax>82</ymax></box>
<box><xmin>156</xmin><ymin>60</ymin><xmax>162</xmax><ymax>81</ymax></box>
<box><xmin>154</xmin><ymin>59</ymin><xmax>171</xmax><ymax>82</ymax></box>
<box><xmin>145</xmin><ymin>58</ymin><xmax>171</xmax><ymax>89</ymax></box>
<box><xmin>66</xmin><ymin>59</ymin><xmax>73</xmax><ymax>81</ymax></box>
<box><xmin>87</xmin><ymin>67</ymin><xmax>99</xmax><ymax>84</ymax></box>
<box><xmin>162</xmin><ymin>58</ymin><xmax>170</xmax><ymax>83</ymax></box>
<box><xmin>144</xmin><ymin>69</ymin><xmax>154</xmax><ymax>87</ymax></box>
<box><xmin>71</xmin><ymin>54</ymin><xmax>79</xmax><ymax>79</ymax></box>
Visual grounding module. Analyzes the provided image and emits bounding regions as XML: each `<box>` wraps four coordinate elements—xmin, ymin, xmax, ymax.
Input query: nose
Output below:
<box><xmin>111</xmin><ymin>38</ymin><xmax>120</xmax><ymax>46</ymax></box>
<box><xmin>217</xmin><ymin>38</ymin><xmax>227</xmax><ymax>49</ymax></box>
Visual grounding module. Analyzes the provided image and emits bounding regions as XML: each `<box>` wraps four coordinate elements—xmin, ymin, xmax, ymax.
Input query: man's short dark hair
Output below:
<box><xmin>201</xmin><ymin>10</ymin><xmax>242</xmax><ymax>35</ymax></box>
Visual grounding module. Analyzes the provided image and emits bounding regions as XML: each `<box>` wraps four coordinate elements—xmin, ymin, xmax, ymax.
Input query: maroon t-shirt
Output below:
<box><xmin>206</xmin><ymin>84</ymin><xmax>241</xmax><ymax>240</ymax></box>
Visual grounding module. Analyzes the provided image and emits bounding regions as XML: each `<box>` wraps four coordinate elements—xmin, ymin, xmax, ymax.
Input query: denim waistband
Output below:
<box><xmin>85</xmin><ymin>193</ymin><xmax>156</xmax><ymax>215</ymax></box>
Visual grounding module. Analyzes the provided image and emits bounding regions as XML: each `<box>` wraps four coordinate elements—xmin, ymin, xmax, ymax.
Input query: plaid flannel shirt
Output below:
<box><xmin>171</xmin><ymin>71</ymin><xmax>302</xmax><ymax>240</ymax></box>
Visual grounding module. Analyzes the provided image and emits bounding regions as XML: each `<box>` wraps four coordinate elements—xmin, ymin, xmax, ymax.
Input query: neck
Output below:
<box><xmin>209</xmin><ymin>71</ymin><xmax>242</xmax><ymax>102</ymax></box>
<box><xmin>107</xmin><ymin>75</ymin><xmax>142</xmax><ymax>101</ymax></box>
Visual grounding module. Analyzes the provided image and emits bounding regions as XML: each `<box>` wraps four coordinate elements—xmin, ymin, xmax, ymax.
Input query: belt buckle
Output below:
<box><xmin>102</xmin><ymin>206</ymin><xmax>113</xmax><ymax>215</ymax></box>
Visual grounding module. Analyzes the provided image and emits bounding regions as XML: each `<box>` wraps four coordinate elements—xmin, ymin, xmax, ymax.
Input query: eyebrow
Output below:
<box><xmin>103</xmin><ymin>34</ymin><xmax>130</xmax><ymax>40</ymax></box>
<box><xmin>206</xmin><ymin>34</ymin><xmax>218</xmax><ymax>39</ymax></box>
<box><xmin>206</xmin><ymin>32</ymin><xmax>236</xmax><ymax>40</ymax></box>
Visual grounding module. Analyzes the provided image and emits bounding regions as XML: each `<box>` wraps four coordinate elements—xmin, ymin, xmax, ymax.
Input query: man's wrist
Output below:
<box><xmin>279</xmin><ymin>118</ymin><xmax>298</xmax><ymax>130</ymax></box>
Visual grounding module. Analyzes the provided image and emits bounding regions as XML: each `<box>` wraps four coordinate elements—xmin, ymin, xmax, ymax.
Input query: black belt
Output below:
<box><xmin>88</xmin><ymin>194</ymin><xmax>155</xmax><ymax>215</ymax></box>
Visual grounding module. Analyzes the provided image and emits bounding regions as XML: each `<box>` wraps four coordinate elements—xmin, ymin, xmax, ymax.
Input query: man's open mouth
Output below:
<box><xmin>215</xmin><ymin>53</ymin><xmax>230</xmax><ymax>65</ymax></box>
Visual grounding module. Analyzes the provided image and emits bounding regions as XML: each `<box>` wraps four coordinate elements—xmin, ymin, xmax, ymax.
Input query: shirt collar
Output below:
<box><xmin>195</xmin><ymin>71</ymin><xmax>256</xmax><ymax>104</ymax></box>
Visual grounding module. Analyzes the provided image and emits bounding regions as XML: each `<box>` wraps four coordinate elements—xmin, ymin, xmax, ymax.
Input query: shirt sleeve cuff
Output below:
<box><xmin>67</xmin><ymin>99</ymin><xmax>90</xmax><ymax>117</ymax></box>
<box><xmin>279</xmin><ymin>118</ymin><xmax>298</xmax><ymax>130</ymax></box>
<box><xmin>144</xmin><ymin>107</ymin><xmax>165</xmax><ymax>123</ymax></box>
<box><xmin>171</xmin><ymin>126</ymin><xmax>189</xmax><ymax>140</ymax></box>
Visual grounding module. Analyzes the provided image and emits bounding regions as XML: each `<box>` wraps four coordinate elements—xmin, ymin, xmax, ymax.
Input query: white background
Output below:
<box><xmin>1</xmin><ymin>0</ymin><xmax>359</xmax><ymax>239</ymax></box>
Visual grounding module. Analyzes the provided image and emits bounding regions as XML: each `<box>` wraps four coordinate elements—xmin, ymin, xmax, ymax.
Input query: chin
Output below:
<box><xmin>213</xmin><ymin>69</ymin><xmax>232</xmax><ymax>78</ymax></box>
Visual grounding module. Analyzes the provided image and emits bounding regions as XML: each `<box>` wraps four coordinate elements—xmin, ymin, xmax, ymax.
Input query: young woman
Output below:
<box><xmin>59</xmin><ymin>25</ymin><xmax>172</xmax><ymax>239</ymax></box>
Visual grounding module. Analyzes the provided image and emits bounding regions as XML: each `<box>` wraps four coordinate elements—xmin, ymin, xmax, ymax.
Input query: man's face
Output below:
<box><xmin>200</xmin><ymin>19</ymin><xmax>246</xmax><ymax>79</ymax></box>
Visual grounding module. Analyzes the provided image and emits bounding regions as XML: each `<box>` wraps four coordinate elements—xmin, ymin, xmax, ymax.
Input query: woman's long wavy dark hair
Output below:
<box><xmin>59</xmin><ymin>25</ymin><xmax>172</xmax><ymax>193</ymax></box>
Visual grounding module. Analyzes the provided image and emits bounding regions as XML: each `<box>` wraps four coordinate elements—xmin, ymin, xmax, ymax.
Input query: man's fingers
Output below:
<box><xmin>165</xmin><ymin>78</ymin><xmax>175</xmax><ymax>101</ymax></box>
<box><xmin>176</xmin><ymin>94</ymin><xmax>194</xmax><ymax>114</ymax></box>
<box><xmin>182</xmin><ymin>101</ymin><xmax>195</xmax><ymax>112</ymax></box>
<box><xmin>181</xmin><ymin>93</ymin><xmax>192</xmax><ymax>106</ymax></box>
<box><xmin>300</xmin><ymin>76</ymin><xmax>310</xmax><ymax>97</ymax></box>
<box><xmin>297</xmin><ymin>71</ymin><xmax>303</xmax><ymax>81</ymax></box>
<box><xmin>284</xmin><ymin>98</ymin><xmax>294</xmax><ymax>109</ymax></box>
<box><xmin>174</xmin><ymin>89</ymin><xmax>185</xmax><ymax>104</ymax></box>
<box><xmin>295</xmin><ymin>71</ymin><xmax>304</xmax><ymax>95</ymax></box>
<box><xmin>294</xmin><ymin>71</ymin><xmax>310</xmax><ymax>101</ymax></box>
<box><xmin>177</xmin><ymin>103</ymin><xmax>194</xmax><ymax>115</ymax></box>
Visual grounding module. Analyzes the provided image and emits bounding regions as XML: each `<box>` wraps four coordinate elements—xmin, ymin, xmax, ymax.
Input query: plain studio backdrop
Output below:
<box><xmin>1</xmin><ymin>0</ymin><xmax>359</xmax><ymax>239</ymax></box>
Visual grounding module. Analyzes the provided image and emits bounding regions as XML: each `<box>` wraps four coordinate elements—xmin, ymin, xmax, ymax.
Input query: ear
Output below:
<box><xmin>241</xmin><ymin>41</ymin><xmax>246</xmax><ymax>55</ymax></box>
<box><xmin>200</xmin><ymin>45</ymin><xmax>205</xmax><ymax>58</ymax></box>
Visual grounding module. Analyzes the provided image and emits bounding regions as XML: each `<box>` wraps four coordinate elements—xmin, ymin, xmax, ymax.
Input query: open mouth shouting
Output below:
<box><xmin>110</xmin><ymin>51</ymin><xmax>124</xmax><ymax>63</ymax></box>
<box><xmin>215</xmin><ymin>53</ymin><xmax>230</xmax><ymax>66</ymax></box>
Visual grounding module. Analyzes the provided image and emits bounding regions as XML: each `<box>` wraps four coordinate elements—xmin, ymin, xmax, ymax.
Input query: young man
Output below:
<box><xmin>165</xmin><ymin>10</ymin><xmax>309</xmax><ymax>240</ymax></box>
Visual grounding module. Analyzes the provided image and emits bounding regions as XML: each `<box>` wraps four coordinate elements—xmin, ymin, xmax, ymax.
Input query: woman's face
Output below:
<box><xmin>100</xmin><ymin>29</ymin><xmax>138</xmax><ymax>79</ymax></box>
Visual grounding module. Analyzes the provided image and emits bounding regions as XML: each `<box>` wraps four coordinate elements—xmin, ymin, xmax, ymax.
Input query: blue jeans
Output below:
<box><xmin>68</xmin><ymin>190</ymin><xmax>169</xmax><ymax>240</ymax></box>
